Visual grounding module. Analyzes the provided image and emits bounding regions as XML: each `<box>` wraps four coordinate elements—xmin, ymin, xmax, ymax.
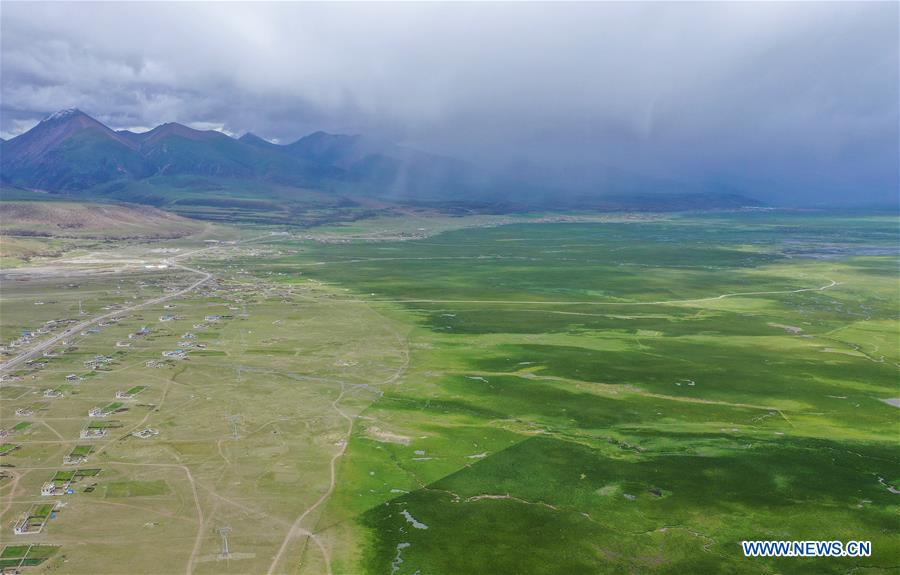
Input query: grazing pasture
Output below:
<box><xmin>260</xmin><ymin>213</ymin><xmax>898</xmax><ymax>574</ymax></box>
<box><xmin>1</xmin><ymin>211</ymin><xmax>896</xmax><ymax>573</ymax></box>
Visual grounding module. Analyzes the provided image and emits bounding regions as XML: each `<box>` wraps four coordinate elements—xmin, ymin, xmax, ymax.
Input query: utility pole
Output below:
<box><xmin>226</xmin><ymin>414</ymin><xmax>241</xmax><ymax>439</ymax></box>
<box><xmin>216</xmin><ymin>525</ymin><xmax>232</xmax><ymax>559</ymax></box>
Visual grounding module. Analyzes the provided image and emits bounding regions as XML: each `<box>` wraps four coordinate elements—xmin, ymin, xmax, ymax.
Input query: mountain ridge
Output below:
<box><xmin>1</xmin><ymin>109</ymin><xmax>763</xmax><ymax>217</ymax></box>
<box><xmin>0</xmin><ymin>109</ymin><xmax>476</xmax><ymax>197</ymax></box>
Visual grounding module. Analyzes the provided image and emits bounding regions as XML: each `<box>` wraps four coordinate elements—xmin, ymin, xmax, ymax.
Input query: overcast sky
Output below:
<box><xmin>2</xmin><ymin>2</ymin><xmax>897</xmax><ymax>205</ymax></box>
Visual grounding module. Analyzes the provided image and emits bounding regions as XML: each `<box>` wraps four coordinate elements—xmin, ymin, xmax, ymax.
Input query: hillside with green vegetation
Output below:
<box><xmin>1</xmin><ymin>109</ymin><xmax>762</xmax><ymax>223</ymax></box>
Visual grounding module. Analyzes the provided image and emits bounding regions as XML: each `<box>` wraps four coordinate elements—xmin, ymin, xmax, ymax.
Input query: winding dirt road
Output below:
<box><xmin>265</xmin><ymin>384</ymin><xmax>353</xmax><ymax>575</ymax></box>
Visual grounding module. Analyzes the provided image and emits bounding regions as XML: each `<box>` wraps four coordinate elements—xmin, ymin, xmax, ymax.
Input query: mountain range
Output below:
<box><xmin>0</xmin><ymin>109</ymin><xmax>477</xmax><ymax>196</ymax></box>
<box><xmin>0</xmin><ymin>109</ymin><xmax>760</xmax><ymax>221</ymax></box>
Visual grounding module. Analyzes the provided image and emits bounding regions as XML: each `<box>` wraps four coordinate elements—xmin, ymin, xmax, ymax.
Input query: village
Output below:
<box><xmin>0</xmin><ymin>263</ymin><xmax>276</xmax><ymax>570</ymax></box>
<box><xmin>1</xmin><ymin>310</ymin><xmax>170</xmax><ymax>568</ymax></box>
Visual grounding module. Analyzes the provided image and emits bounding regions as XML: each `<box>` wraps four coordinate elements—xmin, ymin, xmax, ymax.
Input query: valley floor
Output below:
<box><xmin>0</xmin><ymin>211</ymin><xmax>898</xmax><ymax>574</ymax></box>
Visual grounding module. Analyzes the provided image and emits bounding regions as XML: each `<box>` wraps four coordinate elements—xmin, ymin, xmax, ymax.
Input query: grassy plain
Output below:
<box><xmin>0</xmin><ymin>210</ymin><xmax>897</xmax><ymax>574</ymax></box>
<box><xmin>0</xmin><ymin>234</ymin><xmax>409</xmax><ymax>573</ymax></box>
<box><xmin>245</xmin><ymin>212</ymin><xmax>897</xmax><ymax>575</ymax></box>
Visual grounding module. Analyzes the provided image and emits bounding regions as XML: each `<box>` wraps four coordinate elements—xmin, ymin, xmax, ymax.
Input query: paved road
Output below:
<box><xmin>0</xmin><ymin>253</ymin><xmax>212</xmax><ymax>375</ymax></box>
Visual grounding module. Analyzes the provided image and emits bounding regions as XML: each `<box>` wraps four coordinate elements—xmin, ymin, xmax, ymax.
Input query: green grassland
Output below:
<box><xmin>85</xmin><ymin>176</ymin><xmax>379</xmax><ymax>225</ymax></box>
<box><xmin>0</xmin><ymin>235</ymin><xmax>78</xmax><ymax>268</ymax></box>
<box><xmin>68</xmin><ymin>445</ymin><xmax>93</xmax><ymax>457</ymax></box>
<box><xmin>0</xmin><ymin>544</ymin><xmax>59</xmax><ymax>569</ymax></box>
<box><xmin>232</xmin><ymin>212</ymin><xmax>896</xmax><ymax>575</ymax></box>
<box><xmin>0</xmin><ymin>210</ymin><xmax>896</xmax><ymax>574</ymax></box>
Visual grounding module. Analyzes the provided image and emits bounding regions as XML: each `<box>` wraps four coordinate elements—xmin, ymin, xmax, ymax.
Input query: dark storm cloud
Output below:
<box><xmin>2</xmin><ymin>2</ymin><xmax>897</xmax><ymax>205</ymax></box>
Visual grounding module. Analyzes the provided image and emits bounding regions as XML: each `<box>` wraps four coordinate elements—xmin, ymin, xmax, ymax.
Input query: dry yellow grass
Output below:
<box><xmin>1</xmin><ymin>201</ymin><xmax>203</xmax><ymax>239</ymax></box>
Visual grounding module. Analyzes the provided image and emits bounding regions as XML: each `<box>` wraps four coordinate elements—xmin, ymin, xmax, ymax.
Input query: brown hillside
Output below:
<box><xmin>0</xmin><ymin>201</ymin><xmax>204</xmax><ymax>238</ymax></box>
